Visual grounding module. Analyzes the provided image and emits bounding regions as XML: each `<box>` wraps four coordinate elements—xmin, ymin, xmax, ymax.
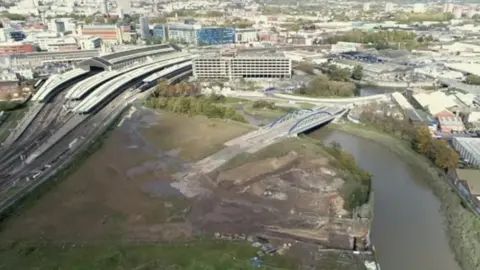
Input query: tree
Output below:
<box><xmin>431</xmin><ymin>140</ymin><xmax>460</xmax><ymax>170</ymax></box>
<box><xmin>352</xmin><ymin>65</ymin><xmax>363</xmax><ymax>80</ymax></box>
<box><xmin>411</xmin><ymin>126</ymin><xmax>433</xmax><ymax>155</ymax></box>
<box><xmin>465</xmin><ymin>74</ymin><xmax>480</xmax><ymax>85</ymax></box>
<box><xmin>297</xmin><ymin>61</ymin><xmax>314</xmax><ymax>74</ymax></box>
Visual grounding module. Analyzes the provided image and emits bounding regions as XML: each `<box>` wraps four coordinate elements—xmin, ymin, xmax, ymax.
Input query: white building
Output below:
<box><xmin>453</xmin><ymin>7</ymin><xmax>463</xmax><ymax>19</ymax></box>
<box><xmin>452</xmin><ymin>137</ymin><xmax>480</xmax><ymax>166</ymax></box>
<box><xmin>444</xmin><ymin>3</ymin><xmax>455</xmax><ymax>13</ymax></box>
<box><xmin>139</xmin><ymin>16</ymin><xmax>150</xmax><ymax>40</ymax></box>
<box><xmin>413</xmin><ymin>3</ymin><xmax>425</xmax><ymax>13</ymax></box>
<box><xmin>193</xmin><ymin>54</ymin><xmax>292</xmax><ymax>80</ymax></box>
<box><xmin>385</xmin><ymin>2</ymin><xmax>394</xmax><ymax>13</ymax></box>
<box><xmin>78</xmin><ymin>36</ymin><xmax>102</xmax><ymax>50</ymax></box>
<box><xmin>363</xmin><ymin>3</ymin><xmax>370</xmax><ymax>12</ymax></box>
<box><xmin>235</xmin><ymin>29</ymin><xmax>259</xmax><ymax>44</ymax></box>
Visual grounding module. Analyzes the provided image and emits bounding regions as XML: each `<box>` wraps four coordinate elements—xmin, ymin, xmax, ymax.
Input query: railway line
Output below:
<box><xmin>0</xmin><ymin>49</ymin><xmax>194</xmax><ymax>212</ymax></box>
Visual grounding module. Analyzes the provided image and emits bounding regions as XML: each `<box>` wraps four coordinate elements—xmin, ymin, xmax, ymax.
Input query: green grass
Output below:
<box><xmin>0</xmin><ymin>240</ymin><xmax>298</xmax><ymax>270</ymax></box>
<box><xmin>243</xmin><ymin>104</ymin><xmax>295</xmax><ymax>119</ymax></box>
<box><xmin>297</xmin><ymin>102</ymin><xmax>315</xmax><ymax>109</ymax></box>
<box><xmin>330</xmin><ymin>122</ymin><xmax>480</xmax><ymax>270</ymax></box>
<box><xmin>0</xmin><ymin>105</ymin><xmax>29</xmax><ymax>143</ymax></box>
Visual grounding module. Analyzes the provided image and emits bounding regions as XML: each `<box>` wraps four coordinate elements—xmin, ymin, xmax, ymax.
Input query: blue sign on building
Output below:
<box><xmin>196</xmin><ymin>27</ymin><xmax>235</xmax><ymax>46</ymax></box>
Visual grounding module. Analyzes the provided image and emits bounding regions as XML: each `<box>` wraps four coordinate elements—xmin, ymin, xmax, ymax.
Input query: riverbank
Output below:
<box><xmin>329</xmin><ymin>122</ymin><xmax>480</xmax><ymax>270</ymax></box>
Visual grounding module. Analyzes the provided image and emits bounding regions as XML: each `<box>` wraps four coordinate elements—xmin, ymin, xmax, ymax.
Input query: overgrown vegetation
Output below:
<box><xmin>145</xmin><ymin>80</ymin><xmax>247</xmax><ymax>122</ymax></box>
<box><xmin>394</xmin><ymin>12</ymin><xmax>453</xmax><ymax>23</ymax></box>
<box><xmin>297</xmin><ymin>61</ymin><xmax>315</xmax><ymax>74</ymax></box>
<box><xmin>359</xmin><ymin>103</ymin><xmax>459</xmax><ymax>170</ymax></box>
<box><xmin>0</xmin><ymin>240</ymin><xmax>298</xmax><ymax>270</ymax></box>
<box><xmin>352</xmin><ymin>65</ymin><xmax>363</xmax><ymax>81</ymax></box>
<box><xmin>465</xmin><ymin>74</ymin><xmax>480</xmax><ymax>85</ymax></box>
<box><xmin>324</xmin><ymin>142</ymin><xmax>371</xmax><ymax>211</ymax></box>
<box><xmin>299</xmin><ymin>75</ymin><xmax>357</xmax><ymax>97</ymax></box>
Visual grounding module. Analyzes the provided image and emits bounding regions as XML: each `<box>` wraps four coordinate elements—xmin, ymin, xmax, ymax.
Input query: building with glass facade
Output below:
<box><xmin>197</xmin><ymin>27</ymin><xmax>235</xmax><ymax>46</ymax></box>
<box><xmin>152</xmin><ymin>24</ymin><xmax>166</xmax><ymax>42</ymax></box>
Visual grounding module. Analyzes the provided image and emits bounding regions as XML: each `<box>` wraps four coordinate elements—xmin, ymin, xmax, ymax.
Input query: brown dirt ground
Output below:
<box><xmin>0</xmin><ymin>131</ymin><xmax>193</xmax><ymax>243</ymax></box>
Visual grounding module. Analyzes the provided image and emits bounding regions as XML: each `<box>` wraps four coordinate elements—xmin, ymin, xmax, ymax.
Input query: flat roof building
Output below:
<box><xmin>437</xmin><ymin>116</ymin><xmax>465</xmax><ymax>133</ymax></box>
<box><xmin>193</xmin><ymin>53</ymin><xmax>292</xmax><ymax>80</ymax></box>
<box><xmin>453</xmin><ymin>137</ymin><xmax>480</xmax><ymax>166</ymax></box>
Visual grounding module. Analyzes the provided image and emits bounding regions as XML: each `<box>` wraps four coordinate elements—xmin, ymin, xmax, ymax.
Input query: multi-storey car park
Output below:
<box><xmin>192</xmin><ymin>52</ymin><xmax>292</xmax><ymax>80</ymax></box>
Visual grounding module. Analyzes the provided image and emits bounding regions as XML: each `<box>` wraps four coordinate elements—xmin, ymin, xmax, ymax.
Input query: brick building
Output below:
<box><xmin>0</xmin><ymin>43</ymin><xmax>34</xmax><ymax>56</ymax></box>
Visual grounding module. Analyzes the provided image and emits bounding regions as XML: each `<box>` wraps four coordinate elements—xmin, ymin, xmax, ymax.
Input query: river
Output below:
<box><xmin>309</xmin><ymin>128</ymin><xmax>462</xmax><ymax>270</ymax></box>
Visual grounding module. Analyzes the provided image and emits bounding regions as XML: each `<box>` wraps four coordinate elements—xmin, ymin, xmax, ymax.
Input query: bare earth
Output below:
<box><xmin>0</xmin><ymin>106</ymin><xmax>371</xmax><ymax>268</ymax></box>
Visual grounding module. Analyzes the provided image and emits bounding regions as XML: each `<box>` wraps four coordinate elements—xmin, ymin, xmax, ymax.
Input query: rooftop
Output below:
<box><xmin>455</xmin><ymin>168</ymin><xmax>480</xmax><ymax>195</ymax></box>
<box><xmin>454</xmin><ymin>137</ymin><xmax>480</xmax><ymax>162</ymax></box>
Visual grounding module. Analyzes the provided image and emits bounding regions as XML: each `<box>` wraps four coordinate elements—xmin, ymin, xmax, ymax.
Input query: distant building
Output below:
<box><xmin>77</xmin><ymin>24</ymin><xmax>121</xmax><ymax>45</ymax></box>
<box><xmin>437</xmin><ymin>116</ymin><xmax>465</xmax><ymax>133</ymax></box>
<box><xmin>453</xmin><ymin>7</ymin><xmax>463</xmax><ymax>19</ymax></box>
<box><xmin>167</xmin><ymin>23</ymin><xmax>201</xmax><ymax>45</ymax></box>
<box><xmin>0</xmin><ymin>43</ymin><xmax>34</xmax><ymax>56</ymax></box>
<box><xmin>235</xmin><ymin>28</ymin><xmax>258</xmax><ymax>43</ymax></box>
<box><xmin>363</xmin><ymin>3</ymin><xmax>370</xmax><ymax>12</ymax></box>
<box><xmin>385</xmin><ymin>2</ymin><xmax>394</xmax><ymax>13</ymax></box>
<box><xmin>453</xmin><ymin>137</ymin><xmax>480</xmax><ymax>166</ymax></box>
<box><xmin>197</xmin><ymin>27</ymin><xmax>235</xmax><ymax>46</ymax></box>
<box><xmin>452</xmin><ymin>169</ymin><xmax>480</xmax><ymax>209</ymax></box>
<box><xmin>413</xmin><ymin>3</ymin><xmax>425</xmax><ymax>13</ymax></box>
<box><xmin>443</xmin><ymin>3</ymin><xmax>455</xmax><ymax>13</ymax></box>
<box><xmin>139</xmin><ymin>15</ymin><xmax>151</xmax><ymax>40</ymax></box>
<box><xmin>193</xmin><ymin>53</ymin><xmax>292</xmax><ymax>80</ymax></box>
<box><xmin>152</xmin><ymin>24</ymin><xmax>166</xmax><ymax>42</ymax></box>
<box><xmin>78</xmin><ymin>36</ymin><xmax>102</xmax><ymax>50</ymax></box>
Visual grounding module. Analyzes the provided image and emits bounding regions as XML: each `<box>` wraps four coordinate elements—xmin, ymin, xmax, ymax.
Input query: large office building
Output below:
<box><xmin>197</xmin><ymin>27</ymin><xmax>235</xmax><ymax>45</ymax></box>
<box><xmin>167</xmin><ymin>23</ymin><xmax>201</xmax><ymax>45</ymax></box>
<box><xmin>453</xmin><ymin>137</ymin><xmax>480</xmax><ymax>166</ymax></box>
<box><xmin>193</xmin><ymin>52</ymin><xmax>292</xmax><ymax>80</ymax></box>
<box><xmin>152</xmin><ymin>24</ymin><xmax>166</xmax><ymax>42</ymax></box>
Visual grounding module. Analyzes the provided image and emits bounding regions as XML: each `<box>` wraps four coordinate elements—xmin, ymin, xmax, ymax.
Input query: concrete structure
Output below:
<box><xmin>453</xmin><ymin>137</ymin><xmax>480</xmax><ymax>166</ymax></box>
<box><xmin>139</xmin><ymin>16</ymin><xmax>150</xmax><ymax>40</ymax></box>
<box><xmin>363</xmin><ymin>3</ymin><xmax>370</xmax><ymax>12</ymax></box>
<box><xmin>235</xmin><ymin>28</ymin><xmax>258</xmax><ymax>44</ymax></box>
<box><xmin>32</xmin><ymin>68</ymin><xmax>90</xmax><ymax>102</ymax></box>
<box><xmin>453</xmin><ymin>7</ymin><xmax>463</xmax><ymax>19</ymax></box>
<box><xmin>79</xmin><ymin>44</ymin><xmax>178</xmax><ymax>71</ymax></box>
<box><xmin>73</xmin><ymin>57</ymin><xmax>192</xmax><ymax>113</ymax></box>
<box><xmin>437</xmin><ymin>116</ymin><xmax>465</xmax><ymax>133</ymax></box>
<box><xmin>385</xmin><ymin>2</ymin><xmax>394</xmax><ymax>12</ymax></box>
<box><xmin>7</xmin><ymin>50</ymin><xmax>100</xmax><ymax>68</ymax></box>
<box><xmin>193</xmin><ymin>54</ymin><xmax>291</xmax><ymax>79</ymax></box>
<box><xmin>167</xmin><ymin>23</ymin><xmax>201</xmax><ymax>45</ymax></box>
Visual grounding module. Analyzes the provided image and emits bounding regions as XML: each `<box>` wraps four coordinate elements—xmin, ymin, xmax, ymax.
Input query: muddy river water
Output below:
<box><xmin>310</xmin><ymin>128</ymin><xmax>461</xmax><ymax>270</ymax></box>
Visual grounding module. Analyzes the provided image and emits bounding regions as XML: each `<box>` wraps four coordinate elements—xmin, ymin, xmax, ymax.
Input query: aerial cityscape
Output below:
<box><xmin>0</xmin><ymin>0</ymin><xmax>479</xmax><ymax>269</ymax></box>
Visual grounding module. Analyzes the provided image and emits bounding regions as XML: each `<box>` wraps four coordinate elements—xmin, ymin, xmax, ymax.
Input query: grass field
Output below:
<box><xmin>142</xmin><ymin>112</ymin><xmax>255</xmax><ymax>161</ymax></box>
<box><xmin>0</xmin><ymin>240</ymin><xmax>298</xmax><ymax>270</ymax></box>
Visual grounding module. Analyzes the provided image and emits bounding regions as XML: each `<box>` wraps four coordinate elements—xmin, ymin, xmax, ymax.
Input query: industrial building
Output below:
<box><xmin>453</xmin><ymin>137</ymin><xmax>480</xmax><ymax>166</ymax></box>
<box><xmin>193</xmin><ymin>52</ymin><xmax>292</xmax><ymax>79</ymax></box>
<box><xmin>437</xmin><ymin>116</ymin><xmax>465</xmax><ymax>133</ymax></box>
<box><xmin>197</xmin><ymin>27</ymin><xmax>235</xmax><ymax>45</ymax></box>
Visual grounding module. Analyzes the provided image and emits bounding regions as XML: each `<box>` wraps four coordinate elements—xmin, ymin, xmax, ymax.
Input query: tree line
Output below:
<box><xmin>146</xmin><ymin>80</ymin><xmax>246</xmax><ymax>123</ymax></box>
<box><xmin>325</xmin><ymin>30</ymin><xmax>431</xmax><ymax>50</ymax></box>
<box><xmin>297</xmin><ymin>63</ymin><xmax>358</xmax><ymax>97</ymax></box>
<box><xmin>359</xmin><ymin>103</ymin><xmax>459</xmax><ymax>170</ymax></box>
